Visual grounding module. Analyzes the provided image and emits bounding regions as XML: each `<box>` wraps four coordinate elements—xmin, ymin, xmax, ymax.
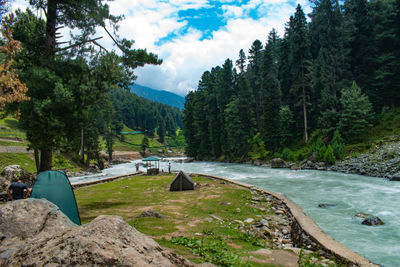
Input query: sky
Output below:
<box><xmin>11</xmin><ymin>0</ymin><xmax>311</xmax><ymax>97</ymax></box>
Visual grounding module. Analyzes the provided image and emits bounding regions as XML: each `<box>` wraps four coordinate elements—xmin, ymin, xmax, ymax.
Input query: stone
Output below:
<box><xmin>0</xmin><ymin>199</ymin><xmax>204</xmax><ymax>267</ymax></box>
<box><xmin>361</xmin><ymin>216</ymin><xmax>384</xmax><ymax>226</ymax></box>
<box><xmin>137</xmin><ymin>209</ymin><xmax>164</xmax><ymax>218</ymax></box>
<box><xmin>244</xmin><ymin>218</ymin><xmax>255</xmax><ymax>224</ymax></box>
<box><xmin>317</xmin><ymin>203</ymin><xmax>337</xmax><ymax>208</ymax></box>
<box><xmin>219</xmin><ymin>202</ymin><xmax>231</xmax><ymax>206</ymax></box>
<box><xmin>0</xmin><ymin>165</ymin><xmax>35</xmax><ymax>192</ymax></box>
<box><xmin>270</xmin><ymin>158</ymin><xmax>286</xmax><ymax>168</ymax></box>
<box><xmin>390</xmin><ymin>173</ymin><xmax>400</xmax><ymax>181</ymax></box>
<box><xmin>354</xmin><ymin>212</ymin><xmax>371</xmax><ymax>218</ymax></box>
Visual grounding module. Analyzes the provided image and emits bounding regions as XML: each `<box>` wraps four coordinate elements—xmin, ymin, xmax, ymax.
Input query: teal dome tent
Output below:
<box><xmin>30</xmin><ymin>170</ymin><xmax>81</xmax><ymax>225</ymax></box>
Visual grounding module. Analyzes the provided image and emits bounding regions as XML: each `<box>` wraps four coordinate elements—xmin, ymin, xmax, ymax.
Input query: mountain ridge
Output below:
<box><xmin>130</xmin><ymin>84</ymin><xmax>185</xmax><ymax>110</ymax></box>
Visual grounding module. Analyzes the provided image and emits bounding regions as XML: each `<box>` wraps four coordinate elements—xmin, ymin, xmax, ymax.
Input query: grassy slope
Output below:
<box><xmin>75</xmin><ymin>174</ymin><xmax>280</xmax><ymax>266</ymax></box>
<box><xmin>113</xmin><ymin>125</ymin><xmax>163</xmax><ymax>151</ymax></box>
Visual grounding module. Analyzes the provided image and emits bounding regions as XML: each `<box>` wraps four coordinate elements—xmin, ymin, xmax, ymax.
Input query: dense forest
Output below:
<box><xmin>183</xmin><ymin>0</ymin><xmax>400</xmax><ymax>162</ymax></box>
<box><xmin>0</xmin><ymin>1</ymin><xmax>182</xmax><ymax>171</ymax></box>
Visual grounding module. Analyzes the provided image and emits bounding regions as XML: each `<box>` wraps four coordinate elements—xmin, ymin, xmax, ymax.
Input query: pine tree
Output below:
<box><xmin>247</xmin><ymin>40</ymin><xmax>263</xmax><ymax>132</ymax></box>
<box><xmin>309</xmin><ymin>0</ymin><xmax>350</xmax><ymax>134</ymax></box>
<box><xmin>287</xmin><ymin>4</ymin><xmax>312</xmax><ymax>143</ymax></box>
<box><xmin>338</xmin><ymin>81</ymin><xmax>374</xmax><ymax>143</ymax></box>
<box><xmin>260</xmin><ymin>30</ymin><xmax>281</xmax><ymax>151</ymax></box>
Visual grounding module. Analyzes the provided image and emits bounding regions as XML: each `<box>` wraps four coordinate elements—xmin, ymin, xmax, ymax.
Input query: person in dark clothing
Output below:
<box><xmin>7</xmin><ymin>178</ymin><xmax>31</xmax><ymax>200</ymax></box>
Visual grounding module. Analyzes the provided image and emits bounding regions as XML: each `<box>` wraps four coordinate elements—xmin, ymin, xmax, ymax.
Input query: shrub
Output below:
<box><xmin>323</xmin><ymin>145</ymin><xmax>336</xmax><ymax>165</ymax></box>
<box><xmin>282</xmin><ymin>147</ymin><xmax>295</xmax><ymax>161</ymax></box>
<box><xmin>331</xmin><ymin>130</ymin><xmax>345</xmax><ymax>159</ymax></box>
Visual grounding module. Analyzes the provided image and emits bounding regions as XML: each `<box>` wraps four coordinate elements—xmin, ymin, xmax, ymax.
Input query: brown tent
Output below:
<box><xmin>169</xmin><ymin>171</ymin><xmax>195</xmax><ymax>191</ymax></box>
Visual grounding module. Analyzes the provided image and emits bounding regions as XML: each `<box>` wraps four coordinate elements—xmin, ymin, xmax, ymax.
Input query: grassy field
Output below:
<box><xmin>0</xmin><ymin>153</ymin><xmax>36</xmax><ymax>173</ymax></box>
<box><xmin>75</xmin><ymin>174</ymin><xmax>289</xmax><ymax>266</ymax></box>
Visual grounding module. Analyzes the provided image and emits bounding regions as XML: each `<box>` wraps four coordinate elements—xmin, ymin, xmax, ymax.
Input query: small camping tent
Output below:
<box><xmin>30</xmin><ymin>170</ymin><xmax>81</xmax><ymax>225</ymax></box>
<box><xmin>170</xmin><ymin>171</ymin><xmax>195</xmax><ymax>191</ymax></box>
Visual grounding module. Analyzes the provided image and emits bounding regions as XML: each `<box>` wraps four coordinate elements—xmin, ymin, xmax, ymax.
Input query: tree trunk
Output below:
<box><xmin>302</xmin><ymin>91</ymin><xmax>308</xmax><ymax>143</ymax></box>
<box><xmin>79</xmin><ymin>128</ymin><xmax>84</xmax><ymax>163</ymax></box>
<box><xmin>39</xmin><ymin>149</ymin><xmax>53</xmax><ymax>172</ymax></box>
<box><xmin>45</xmin><ymin>0</ymin><xmax>57</xmax><ymax>61</ymax></box>
<box><xmin>34</xmin><ymin>148</ymin><xmax>40</xmax><ymax>174</ymax></box>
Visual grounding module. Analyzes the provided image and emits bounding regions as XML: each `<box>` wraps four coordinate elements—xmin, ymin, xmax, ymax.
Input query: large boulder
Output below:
<box><xmin>361</xmin><ymin>216</ymin><xmax>384</xmax><ymax>226</ymax></box>
<box><xmin>0</xmin><ymin>199</ymin><xmax>207</xmax><ymax>267</ymax></box>
<box><xmin>0</xmin><ymin>165</ymin><xmax>36</xmax><ymax>193</ymax></box>
<box><xmin>270</xmin><ymin>158</ymin><xmax>286</xmax><ymax>168</ymax></box>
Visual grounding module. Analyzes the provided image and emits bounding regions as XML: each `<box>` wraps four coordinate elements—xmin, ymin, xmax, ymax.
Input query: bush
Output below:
<box><xmin>282</xmin><ymin>147</ymin><xmax>295</xmax><ymax>161</ymax></box>
<box><xmin>323</xmin><ymin>145</ymin><xmax>336</xmax><ymax>165</ymax></box>
<box><xmin>310</xmin><ymin>137</ymin><xmax>326</xmax><ymax>161</ymax></box>
<box><xmin>331</xmin><ymin>130</ymin><xmax>345</xmax><ymax>159</ymax></box>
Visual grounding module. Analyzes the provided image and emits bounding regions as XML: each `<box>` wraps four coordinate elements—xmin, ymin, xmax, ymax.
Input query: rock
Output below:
<box><xmin>361</xmin><ymin>216</ymin><xmax>384</xmax><ymax>226</ymax></box>
<box><xmin>0</xmin><ymin>165</ymin><xmax>22</xmax><ymax>180</ymax></box>
<box><xmin>209</xmin><ymin>214</ymin><xmax>223</xmax><ymax>222</ymax></box>
<box><xmin>244</xmin><ymin>218</ymin><xmax>255</xmax><ymax>223</ymax></box>
<box><xmin>270</xmin><ymin>158</ymin><xmax>286</xmax><ymax>168</ymax></box>
<box><xmin>0</xmin><ymin>199</ymin><xmax>203</xmax><ymax>267</ymax></box>
<box><xmin>184</xmin><ymin>157</ymin><xmax>194</xmax><ymax>163</ymax></box>
<box><xmin>0</xmin><ymin>165</ymin><xmax>36</xmax><ymax>192</ymax></box>
<box><xmin>290</xmin><ymin>164</ymin><xmax>300</xmax><ymax>170</ymax></box>
<box><xmin>390</xmin><ymin>173</ymin><xmax>400</xmax><ymax>181</ymax></box>
<box><xmin>354</xmin><ymin>212</ymin><xmax>371</xmax><ymax>218</ymax></box>
<box><xmin>137</xmin><ymin>209</ymin><xmax>164</xmax><ymax>218</ymax></box>
<box><xmin>219</xmin><ymin>202</ymin><xmax>231</xmax><ymax>205</ymax></box>
<box><xmin>317</xmin><ymin>203</ymin><xmax>337</xmax><ymax>208</ymax></box>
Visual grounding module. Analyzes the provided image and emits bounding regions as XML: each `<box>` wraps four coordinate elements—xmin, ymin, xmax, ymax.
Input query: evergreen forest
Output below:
<box><xmin>183</xmin><ymin>0</ymin><xmax>400</xmax><ymax>162</ymax></box>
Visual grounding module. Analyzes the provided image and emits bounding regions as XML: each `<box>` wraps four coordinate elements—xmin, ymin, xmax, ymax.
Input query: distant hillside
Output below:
<box><xmin>130</xmin><ymin>84</ymin><xmax>185</xmax><ymax>110</ymax></box>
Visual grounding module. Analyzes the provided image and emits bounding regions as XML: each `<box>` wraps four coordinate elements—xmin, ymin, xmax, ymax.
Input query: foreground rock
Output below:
<box><xmin>0</xmin><ymin>199</ymin><xmax>208</xmax><ymax>266</ymax></box>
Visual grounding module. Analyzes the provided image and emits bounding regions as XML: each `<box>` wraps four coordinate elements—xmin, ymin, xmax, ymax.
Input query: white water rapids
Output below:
<box><xmin>70</xmin><ymin>159</ymin><xmax>400</xmax><ymax>266</ymax></box>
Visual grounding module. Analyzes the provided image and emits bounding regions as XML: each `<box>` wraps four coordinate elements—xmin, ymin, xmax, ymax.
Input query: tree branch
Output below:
<box><xmin>55</xmin><ymin>37</ymin><xmax>103</xmax><ymax>52</ymax></box>
<box><xmin>102</xmin><ymin>26</ymin><xmax>125</xmax><ymax>52</ymax></box>
<box><xmin>93</xmin><ymin>40</ymin><xmax>109</xmax><ymax>53</ymax></box>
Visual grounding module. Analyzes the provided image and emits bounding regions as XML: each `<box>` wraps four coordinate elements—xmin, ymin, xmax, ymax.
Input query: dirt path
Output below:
<box><xmin>0</xmin><ymin>146</ymin><xmax>31</xmax><ymax>153</ymax></box>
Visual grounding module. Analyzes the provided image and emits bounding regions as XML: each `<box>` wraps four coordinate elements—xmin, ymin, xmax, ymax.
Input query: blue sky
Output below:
<box><xmin>12</xmin><ymin>0</ymin><xmax>311</xmax><ymax>96</ymax></box>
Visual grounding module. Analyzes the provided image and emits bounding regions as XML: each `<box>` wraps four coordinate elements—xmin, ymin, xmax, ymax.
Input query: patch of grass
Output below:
<box><xmin>170</xmin><ymin>235</ymin><xmax>250</xmax><ymax>267</ymax></box>
<box><xmin>0</xmin><ymin>153</ymin><xmax>36</xmax><ymax>173</ymax></box>
<box><xmin>0</xmin><ymin>116</ymin><xmax>26</xmax><ymax>140</ymax></box>
<box><xmin>74</xmin><ymin>174</ymin><xmax>277</xmax><ymax>266</ymax></box>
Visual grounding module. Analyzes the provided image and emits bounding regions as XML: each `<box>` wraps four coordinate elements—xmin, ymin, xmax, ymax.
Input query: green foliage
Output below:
<box><xmin>141</xmin><ymin>135</ymin><xmax>149</xmax><ymax>152</ymax></box>
<box><xmin>0</xmin><ymin>152</ymin><xmax>36</xmax><ymax>173</ymax></box>
<box><xmin>331</xmin><ymin>130</ymin><xmax>345</xmax><ymax>159</ymax></box>
<box><xmin>247</xmin><ymin>133</ymin><xmax>268</xmax><ymax>160</ymax></box>
<box><xmin>323</xmin><ymin>145</ymin><xmax>336</xmax><ymax>165</ymax></box>
<box><xmin>171</xmin><ymin>236</ymin><xmax>249</xmax><ymax>267</ymax></box>
<box><xmin>309</xmin><ymin>137</ymin><xmax>326</xmax><ymax>161</ymax></box>
<box><xmin>338</xmin><ymin>81</ymin><xmax>375</xmax><ymax>143</ymax></box>
<box><xmin>282</xmin><ymin>147</ymin><xmax>295</xmax><ymax>161</ymax></box>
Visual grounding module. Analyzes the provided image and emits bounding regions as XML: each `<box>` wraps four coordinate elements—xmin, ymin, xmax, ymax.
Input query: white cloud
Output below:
<box><xmin>10</xmin><ymin>0</ymin><xmax>312</xmax><ymax>97</ymax></box>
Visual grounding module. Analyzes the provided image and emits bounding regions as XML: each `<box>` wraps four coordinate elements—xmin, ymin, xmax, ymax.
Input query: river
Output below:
<box><xmin>70</xmin><ymin>159</ymin><xmax>400</xmax><ymax>267</ymax></box>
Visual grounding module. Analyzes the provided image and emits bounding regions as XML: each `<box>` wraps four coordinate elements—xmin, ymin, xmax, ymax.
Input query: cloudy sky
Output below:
<box><xmin>12</xmin><ymin>0</ymin><xmax>311</xmax><ymax>96</ymax></box>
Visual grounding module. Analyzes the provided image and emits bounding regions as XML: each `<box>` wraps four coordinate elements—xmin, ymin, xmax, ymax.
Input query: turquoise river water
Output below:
<box><xmin>70</xmin><ymin>159</ymin><xmax>400</xmax><ymax>266</ymax></box>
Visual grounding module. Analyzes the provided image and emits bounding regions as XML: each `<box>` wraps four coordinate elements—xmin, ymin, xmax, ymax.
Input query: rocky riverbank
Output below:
<box><xmin>246</xmin><ymin>141</ymin><xmax>400</xmax><ymax>180</ymax></box>
<box><xmin>330</xmin><ymin>141</ymin><xmax>400</xmax><ymax>178</ymax></box>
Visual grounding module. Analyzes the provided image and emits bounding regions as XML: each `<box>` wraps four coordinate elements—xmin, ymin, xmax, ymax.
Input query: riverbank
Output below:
<box><xmin>239</xmin><ymin>140</ymin><xmax>400</xmax><ymax>180</ymax></box>
<box><xmin>73</xmin><ymin>172</ymin><xmax>378</xmax><ymax>266</ymax></box>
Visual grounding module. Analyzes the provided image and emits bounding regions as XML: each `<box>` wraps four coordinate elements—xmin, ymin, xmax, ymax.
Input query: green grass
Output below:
<box><xmin>113</xmin><ymin>125</ymin><xmax>165</xmax><ymax>151</ymax></box>
<box><xmin>0</xmin><ymin>153</ymin><xmax>36</xmax><ymax>173</ymax></box>
<box><xmin>75</xmin><ymin>174</ymin><xmax>281</xmax><ymax>266</ymax></box>
<box><xmin>0</xmin><ymin>116</ymin><xmax>26</xmax><ymax>140</ymax></box>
